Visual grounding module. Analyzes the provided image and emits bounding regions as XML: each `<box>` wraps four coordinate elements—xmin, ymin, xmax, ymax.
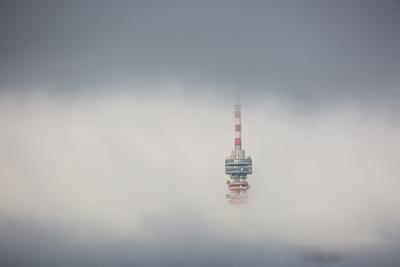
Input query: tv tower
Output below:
<box><xmin>225</xmin><ymin>97</ymin><xmax>252</xmax><ymax>204</ymax></box>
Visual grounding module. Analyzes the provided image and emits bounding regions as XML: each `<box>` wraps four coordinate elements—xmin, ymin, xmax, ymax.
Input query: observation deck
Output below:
<box><xmin>225</xmin><ymin>157</ymin><xmax>252</xmax><ymax>178</ymax></box>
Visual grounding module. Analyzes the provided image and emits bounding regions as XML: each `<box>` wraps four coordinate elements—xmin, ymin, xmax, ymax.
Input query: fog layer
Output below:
<box><xmin>1</xmin><ymin>89</ymin><xmax>400</xmax><ymax>266</ymax></box>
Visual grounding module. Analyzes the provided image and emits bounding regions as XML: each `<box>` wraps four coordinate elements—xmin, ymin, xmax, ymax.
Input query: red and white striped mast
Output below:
<box><xmin>234</xmin><ymin>103</ymin><xmax>242</xmax><ymax>157</ymax></box>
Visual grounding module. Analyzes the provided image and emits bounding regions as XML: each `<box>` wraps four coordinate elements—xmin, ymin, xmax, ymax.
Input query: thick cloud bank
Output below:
<box><xmin>1</xmin><ymin>90</ymin><xmax>400</xmax><ymax>266</ymax></box>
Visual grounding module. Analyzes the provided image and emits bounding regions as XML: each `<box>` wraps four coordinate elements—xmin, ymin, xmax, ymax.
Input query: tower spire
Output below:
<box><xmin>225</xmin><ymin>97</ymin><xmax>252</xmax><ymax>205</ymax></box>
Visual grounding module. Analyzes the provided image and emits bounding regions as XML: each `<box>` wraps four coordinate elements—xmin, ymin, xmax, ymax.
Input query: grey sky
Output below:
<box><xmin>1</xmin><ymin>0</ymin><xmax>400</xmax><ymax>101</ymax></box>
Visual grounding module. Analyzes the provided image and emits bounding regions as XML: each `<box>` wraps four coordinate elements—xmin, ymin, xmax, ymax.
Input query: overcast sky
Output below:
<box><xmin>1</xmin><ymin>0</ymin><xmax>400</xmax><ymax>101</ymax></box>
<box><xmin>1</xmin><ymin>1</ymin><xmax>400</xmax><ymax>267</ymax></box>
